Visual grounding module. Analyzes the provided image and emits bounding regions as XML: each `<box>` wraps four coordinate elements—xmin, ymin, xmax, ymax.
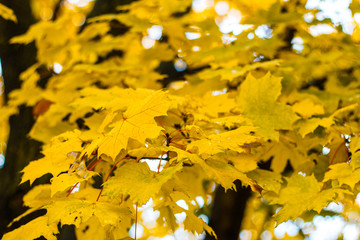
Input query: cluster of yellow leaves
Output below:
<box><xmin>4</xmin><ymin>0</ymin><xmax>360</xmax><ymax>239</ymax></box>
<box><xmin>0</xmin><ymin>3</ymin><xmax>17</xmax><ymax>22</ymax></box>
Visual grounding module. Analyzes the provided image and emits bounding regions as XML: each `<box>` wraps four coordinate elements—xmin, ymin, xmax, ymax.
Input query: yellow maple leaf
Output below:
<box><xmin>324</xmin><ymin>163</ymin><xmax>360</xmax><ymax>189</ymax></box>
<box><xmin>46</xmin><ymin>199</ymin><xmax>131</xmax><ymax>228</ymax></box>
<box><xmin>50</xmin><ymin>171</ymin><xmax>97</xmax><ymax>197</ymax></box>
<box><xmin>184</xmin><ymin>209</ymin><xmax>216</xmax><ymax>238</ymax></box>
<box><xmin>187</xmin><ymin>126</ymin><xmax>259</xmax><ymax>157</ymax></box>
<box><xmin>2</xmin><ymin>216</ymin><xmax>57</xmax><ymax>240</ymax></box>
<box><xmin>237</xmin><ymin>73</ymin><xmax>299</xmax><ymax>140</ymax></box>
<box><xmin>292</xmin><ymin>98</ymin><xmax>325</xmax><ymax>119</ymax></box>
<box><xmin>95</xmin><ymin>90</ymin><xmax>170</xmax><ymax>160</ymax></box>
<box><xmin>295</xmin><ymin>117</ymin><xmax>334</xmax><ymax>138</ymax></box>
<box><xmin>273</xmin><ymin>174</ymin><xmax>350</xmax><ymax>223</ymax></box>
<box><xmin>0</xmin><ymin>3</ymin><xmax>17</xmax><ymax>23</ymax></box>
<box><xmin>261</xmin><ymin>138</ymin><xmax>308</xmax><ymax>173</ymax></box>
<box><xmin>21</xmin><ymin>130</ymin><xmax>83</xmax><ymax>185</ymax></box>
<box><xmin>350</xmin><ymin>135</ymin><xmax>360</xmax><ymax>169</ymax></box>
<box><xmin>103</xmin><ymin>161</ymin><xmax>183</xmax><ymax>205</ymax></box>
<box><xmin>247</xmin><ymin>169</ymin><xmax>283</xmax><ymax>193</ymax></box>
<box><xmin>199</xmin><ymin>93</ymin><xmax>237</xmax><ymax>118</ymax></box>
<box><xmin>23</xmin><ymin>184</ymin><xmax>51</xmax><ymax>208</ymax></box>
<box><xmin>173</xmin><ymin>146</ymin><xmax>255</xmax><ymax>190</ymax></box>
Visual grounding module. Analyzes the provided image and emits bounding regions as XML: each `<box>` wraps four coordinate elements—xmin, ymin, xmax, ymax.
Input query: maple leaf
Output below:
<box><xmin>323</xmin><ymin>163</ymin><xmax>360</xmax><ymax>189</ymax></box>
<box><xmin>273</xmin><ymin>174</ymin><xmax>351</xmax><ymax>223</ymax></box>
<box><xmin>2</xmin><ymin>216</ymin><xmax>57</xmax><ymax>240</ymax></box>
<box><xmin>172</xmin><ymin>146</ymin><xmax>255</xmax><ymax>190</ymax></box>
<box><xmin>155</xmin><ymin>201</ymin><xmax>183</xmax><ymax>232</ymax></box>
<box><xmin>237</xmin><ymin>73</ymin><xmax>298</xmax><ymax>140</ymax></box>
<box><xmin>102</xmin><ymin>161</ymin><xmax>183</xmax><ymax>205</ymax></box>
<box><xmin>23</xmin><ymin>184</ymin><xmax>51</xmax><ymax>208</ymax></box>
<box><xmin>247</xmin><ymin>169</ymin><xmax>283</xmax><ymax>193</ymax></box>
<box><xmin>184</xmin><ymin>210</ymin><xmax>216</xmax><ymax>238</ymax></box>
<box><xmin>350</xmin><ymin>135</ymin><xmax>360</xmax><ymax>169</ymax></box>
<box><xmin>295</xmin><ymin>117</ymin><xmax>334</xmax><ymax>138</ymax></box>
<box><xmin>292</xmin><ymin>99</ymin><xmax>325</xmax><ymax>119</ymax></box>
<box><xmin>21</xmin><ymin>130</ymin><xmax>83</xmax><ymax>185</ymax></box>
<box><xmin>187</xmin><ymin>126</ymin><xmax>260</xmax><ymax>157</ymax></box>
<box><xmin>6</xmin><ymin>0</ymin><xmax>360</xmax><ymax>238</ymax></box>
<box><xmin>7</xmin><ymin>185</ymin><xmax>52</xmax><ymax>227</ymax></box>
<box><xmin>46</xmin><ymin>199</ymin><xmax>131</xmax><ymax>228</ymax></box>
<box><xmin>93</xmin><ymin>90</ymin><xmax>170</xmax><ymax>160</ymax></box>
<box><xmin>261</xmin><ymin>136</ymin><xmax>310</xmax><ymax>173</ymax></box>
<box><xmin>326</xmin><ymin>129</ymin><xmax>349</xmax><ymax>165</ymax></box>
<box><xmin>50</xmin><ymin>171</ymin><xmax>97</xmax><ymax>197</ymax></box>
<box><xmin>0</xmin><ymin>3</ymin><xmax>17</xmax><ymax>23</ymax></box>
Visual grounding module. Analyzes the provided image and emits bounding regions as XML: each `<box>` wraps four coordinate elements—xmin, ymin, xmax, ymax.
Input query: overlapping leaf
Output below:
<box><xmin>237</xmin><ymin>73</ymin><xmax>298</xmax><ymax>140</ymax></box>
<box><xmin>273</xmin><ymin>174</ymin><xmax>351</xmax><ymax>223</ymax></box>
<box><xmin>84</xmin><ymin>90</ymin><xmax>170</xmax><ymax>160</ymax></box>
<box><xmin>46</xmin><ymin>199</ymin><xmax>131</xmax><ymax>228</ymax></box>
<box><xmin>103</xmin><ymin>161</ymin><xmax>183</xmax><ymax>204</ymax></box>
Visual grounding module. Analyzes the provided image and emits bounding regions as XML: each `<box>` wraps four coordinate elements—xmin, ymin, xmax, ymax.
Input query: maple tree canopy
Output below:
<box><xmin>1</xmin><ymin>0</ymin><xmax>360</xmax><ymax>239</ymax></box>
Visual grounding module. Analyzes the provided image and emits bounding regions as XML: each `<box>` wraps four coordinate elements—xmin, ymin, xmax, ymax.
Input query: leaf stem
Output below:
<box><xmin>86</xmin><ymin>155</ymin><xmax>98</xmax><ymax>168</ymax></box>
<box><xmin>169</xmin><ymin>128</ymin><xmax>188</xmax><ymax>137</ymax></box>
<box><xmin>157</xmin><ymin>151</ymin><xmax>164</xmax><ymax>174</ymax></box>
<box><xmin>88</xmin><ymin>158</ymin><xmax>103</xmax><ymax>171</ymax></box>
<box><xmin>96</xmin><ymin>161</ymin><xmax>120</xmax><ymax>201</ymax></box>
<box><xmin>135</xmin><ymin>202</ymin><xmax>138</xmax><ymax>240</ymax></box>
<box><xmin>170</xmin><ymin>141</ymin><xmax>187</xmax><ymax>150</ymax></box>
<box><xmin>322</xmin><ymin>142</ymin><xmax>348</xmax><ymax>191</ymax></box>
<box><xmin>171</xmin><ymin>136</ymin><xmax>199</xmax><ymax>141</ymax></box>
<box><xmin>66</xmin><ymin>182</ymin><xmax>79</xmax><ymax>197</ymax></box>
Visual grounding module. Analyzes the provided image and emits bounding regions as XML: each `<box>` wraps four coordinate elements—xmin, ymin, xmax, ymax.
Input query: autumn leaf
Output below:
<box><xmin>50</xmin><ymin>171</ymin><xmax>97</xmax><ymax>197</ymax></box>
<box><xmin>292</xmin><ymin>99</ymin><xmax>325</xmax><ymax>119</ymax></box>
<box><xmin>323</xmin><ymin>163</ymin><xmax>360</xmax><ymax>189</ymax></box>
<box><xmin>237</xmin><ymin>73</ymin><xmax>299</xmax><ymax>140</ymax></box>
<box><xmin>187</xmin><ymin>126</ymin><xmax>260</xmax><ymax>157</ymax></box>
<box><xmin>247</xmin><ymin>169</ymin><xmax>283</xmax><ymax>193</ymax></box>
<box><xmin>172</xmin><ymin>147</ymin><xmax>255</xmax><ymax>190</ymax></box>
<box><xmin>273</xmin><ymin>174</ymin><xmax>350</xmax><ymax>223</ymax></box>
<box><xmin>103</xmin><ymin>161</ymin><xmax>183</xmax><ymax>205</ymax></box>
<box><xmin>2</xmin><ymin>217</ymin><xmax>57</xmax><ymax>240</ymax></box>
<box><xmin>5</xmin><ymin>0</ymin><xmax>360</xmax><ymax>238</ymax></box>
<box><xmin>21</xmin><ymin>130</ymin><xmax>83</xmax><ymax>185</ymax></box>
<box><xmin>350</xmin><ymin>135</ymin><xmax>360</xmax><ymax>169</ymax></box>
<box><xmin>184</xmin><ymin>210</ymin><xmax>216</xmax><ymax>237</ymax></box>
<box><xmin>46</xmin><ymin>199</ymin><xmax>131</xmax><ymax>228</ymax></box>
<box><xmin>0</xmin><ymin>3</ymin><xmax>17</xmax><ymax>23</ymax></box>
<box><xmin>261</xmin><ymin>136</ymin><xmax>309</xmax><ymax>173</ymax></box>
<box><xmin>90</xmin><ymin>90</ymin><xmax>170</xmax><ymax>160</ymax></box>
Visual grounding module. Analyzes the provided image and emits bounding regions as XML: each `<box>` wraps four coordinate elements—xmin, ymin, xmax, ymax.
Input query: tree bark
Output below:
<box><xmin>205</xmin><ymin>181</ymin><xmax>251</xmax><ymax>240</ymax></box>
<box><xmin>0</xmin><ymin>0</ymin><xmax>39</xmax><ymax>236</ymax></box>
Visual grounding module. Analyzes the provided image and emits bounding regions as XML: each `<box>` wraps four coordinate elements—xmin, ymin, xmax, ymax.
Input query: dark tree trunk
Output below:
<box><xmin>205</xmin><ymin>181</ymin><xmax>251</xmax><ymax>240</ymax></box>
<box><xmin>0</xmin><ymin>0</ymin><xmax>40</xmax><ymax>236</ymax></box>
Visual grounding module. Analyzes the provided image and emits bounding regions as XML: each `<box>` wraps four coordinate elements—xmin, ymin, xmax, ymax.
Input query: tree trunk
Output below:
<box><xmin>206</xmin><ymin>181</ymin><xmax>251</xmax><ymax>240</ymax></box>
<box><xmin>0</xmin><ymin>0</ymin><xmax>39</xmax><ymax>236</ymax></box>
